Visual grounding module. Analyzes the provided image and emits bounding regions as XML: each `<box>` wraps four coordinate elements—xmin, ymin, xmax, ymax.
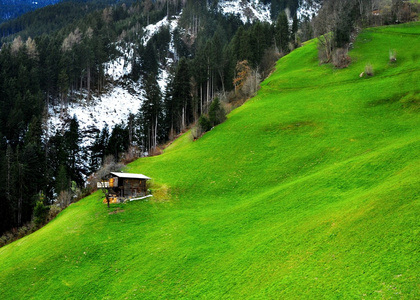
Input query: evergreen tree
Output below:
<box><xmin>172</xmin><ymin>58</ymin><xmax>192</xmax><ymax>131</ymax></box>
<box><xmin>90</xmin><ymin>125</ymin><xmax>109</xmax><ymax>172</ymax></box>
<box><xmin>0</xmin><ymin>147</ymin><xmax>14</xmax><ymax>234</ymax></box>
<box><xmin>208</xmin><ymin>97</ymin><xmax>225</xmax><ymax>127</ymax></box>
<box><xmin>139</xmin><ymin>74</ymin><xmax>163</xmax><ymax>152</ymax></box>
<box><xmin>291</xmin><ymin>14</ymin><xmax>298</xmax><ymax>44</ymax></box>
<box><xmin>141</xmin><ymin>41</ymin><xmax>159</xmax><ymax>77</ymax></box>
<box><xmin>64</xmin><ymin>116</ymin><xmax>82</xmax><ymax>183</ymax></box>
<box><xmin>276</xmin><ymin>11</ymin><xmax>290</xmax><ymax>53</ymax></box>
<box><xmin>107</xmin><ymin>124</ymin><xmax>130</xmax><ymax>159</ymax></box>
<box><xmin>56</xmin><ymin>164</ymin><xmax>69</xmax><ymax>194</ymax></box>
<box><xmin>163</xmin><ymin>69</ymin><xmax>177</xmax><ymax>139</ymax></box>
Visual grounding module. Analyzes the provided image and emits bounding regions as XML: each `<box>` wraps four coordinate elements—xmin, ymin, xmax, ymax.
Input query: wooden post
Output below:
<box><xmin>105</xmin><ymin>190</ymin><xmax>110</xmax><ymax>208</ymax></box>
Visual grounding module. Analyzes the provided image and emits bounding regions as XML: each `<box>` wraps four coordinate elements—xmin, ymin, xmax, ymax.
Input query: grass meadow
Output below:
<box><xmin>0</xmin><ymin>23</ymin><xmax>419</xmax><ymax>299</ymax></box>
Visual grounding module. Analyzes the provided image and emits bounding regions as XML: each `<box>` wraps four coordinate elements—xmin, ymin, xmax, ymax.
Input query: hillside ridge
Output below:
<box><xmin>0</xmin><ymin>21</ymin><xmax>419</xmax><ymax>299</ymax></box>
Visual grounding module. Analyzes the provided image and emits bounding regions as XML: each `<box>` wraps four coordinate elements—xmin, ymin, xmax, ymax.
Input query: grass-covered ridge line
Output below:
<box><xmin>1</xmin><ymin>23</ymin><xmax>419</xmax><ymax>299</ymax></box>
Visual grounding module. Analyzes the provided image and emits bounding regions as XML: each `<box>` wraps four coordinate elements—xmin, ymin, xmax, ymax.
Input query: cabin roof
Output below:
<box><xmin>110</xmin><ymin>172</ymin><xmax>151</xmax><ymax>180</ymax></box>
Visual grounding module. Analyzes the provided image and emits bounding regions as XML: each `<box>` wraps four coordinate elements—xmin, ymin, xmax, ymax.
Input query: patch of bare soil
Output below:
<box><xmin>108</xmin><ymin>209</ymin><xmax>125</xmax><ymax>215</ymax></box>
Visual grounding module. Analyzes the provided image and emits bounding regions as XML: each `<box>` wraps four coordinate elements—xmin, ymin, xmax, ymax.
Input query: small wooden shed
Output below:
<box><xmin>98</xmin><ymin>172</ymin><xmax>151</xmax><ymax>203</ymax></box>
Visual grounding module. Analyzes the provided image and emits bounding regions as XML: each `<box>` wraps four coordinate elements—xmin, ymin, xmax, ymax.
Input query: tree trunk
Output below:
<box><xmin>200</xmin><ymin>84</ymin><xmax>203</xmax><ymax>114</ymax></box>
<box><xmin>155</xmin><ymin>117</ymin><xmax>158</xmax><ymax>150</ymax></box>
<box><xmin>6</xmin><ymin>147</ymin><xmax>12</xmax><ymax>205</ymax></box>
<box><xmin>80</xmin><ymin>76</ymin><xmax>83</xmax><ymax>95</ymax></box>
<box><xmin>129</xmin><ymin>118</ymin><xmax>133</xmax><ymax>146</ymax></box>
<box><xmin>103</xmin><ymin>189</ymin><xmax>110</xmax><ymax>208</ymax></box>
<box><xmin>211</xmin><ymin>70</ymin><xmax>214</xmax><ymax>101</ymax></box>
<box><xmin>18</xmin><ymin>163</ymin><xmax>23</xmax><ymax>226</ymax></box>
<box><xmin>218</xmin><ymin>70</ymin><xmax>225</xmax><ymax>96</ymax></box>
<box><xmin>87</xmin><ymin>63</ymin><xmax>91</xmax><ymax>101</ymax></box>
<box><xmin>207</xmin><ymin>58</ymin><xmax>210</xmax><ymax>112</ymax></box>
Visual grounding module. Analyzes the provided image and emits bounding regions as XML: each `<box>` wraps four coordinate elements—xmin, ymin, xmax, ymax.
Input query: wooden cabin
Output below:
<box><xmin>98</xmin><ymin>172</ymin><xmax>151</xmax><ymax>203</ymax></box>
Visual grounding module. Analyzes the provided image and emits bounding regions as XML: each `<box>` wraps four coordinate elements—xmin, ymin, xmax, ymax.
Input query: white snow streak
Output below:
<box><xmin>218</xmin><ymin>0</ymin><xmax>272</xmax><ymax>24</ymax></box>
<box><xmin>142</xmin><ymin>15</ymin><xmax>180</xmax><ymax>47</ymax></box>
<box><xmin>104</xmin><ymin>44</ymin><xmax>134</xmax><ymax>81</ymax></box>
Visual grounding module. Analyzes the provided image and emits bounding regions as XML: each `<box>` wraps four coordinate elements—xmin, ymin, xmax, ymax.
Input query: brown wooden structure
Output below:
<box><xmin>98</xmin><ymin>172</ymin><xmax>151</xmax><ymax>204</ymax></box>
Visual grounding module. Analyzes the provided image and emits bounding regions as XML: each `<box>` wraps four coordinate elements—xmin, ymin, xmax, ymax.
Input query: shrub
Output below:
<box><xmin>6</xmin><ymin>232</ymin><xmax>13</xmax><ymax>241</ymax></box>
<box><xmin>190</xmin><ymin>125</ymin><xmax>201</xmax><ymax>140</ymax></box>
<box><xmin>365</xmin><ymin>63</ymin><xmax>374</xmax><ymax>76</ymax></box>
<box><xmin>48</xmin><ymin>205</ymin><xmax>62</xmax><ymax>221</ymax></box>
<box><xmin>0</xmin><ymin>220</ymin><xmax>46</xmax><ymax>248</ymax></box>
<box><xmin>317</xmin><ymin>34</ymin><xmax>334</xmax><ymax>64</ymax></box>
<box><xmin>17</xmin><ymin>226</ymin><xmax>27</xmax><ymax>238</ymax></box>
<box><xmin>149</xmin><ymin>146</ymin><xmax>162</xmax><ymax>156</ymax></box>
<box><xmin>34</xmin><ymin>201</ymin><xmax>50</xmax><ymax>227</ymax></box>
<box><xmin>122</xmin><ymin>146</ymin><xmax>140</xmax><ymax>164</ymax></box>
<box><xmin>191</xmin><ymin>115</ymin><xmax>212</xmax><ymax>140</ymax></box>
<box><xmin>57</xmin><ymin>190</ymin><xmax>72</xmax><ymax>208</ymax></box>
<box><xmin>389</xmin><ymin>49</ymin><xmax>397</xmax><ymax>63</ymax></box>
<box><xmin>259</xmin><ymin>48</ymin><xmax>281</xmax><ymax>79</ymax></box>
<box><xmin>332</xmin><ymin>48</ymin><xmax>351</xmax><ymax>68</ymax></box>
<box><xmin>150</xmin><ymin>183</ymin><xmax>171</xmax><ymax>202</ymax></box>
<box><xmin>199</xmin><ymin>115</ymin><xmax>212</xmax><ymax>132</ymax></box>
<box><xmin>209</xmin><ymin>98</ymin><xmax>226</xmax><ymax>127</ymax></box>
<box><xmin>241</xmin><ymin>71</ymin><xmax>261</xmax><ymax>98</ymax></box>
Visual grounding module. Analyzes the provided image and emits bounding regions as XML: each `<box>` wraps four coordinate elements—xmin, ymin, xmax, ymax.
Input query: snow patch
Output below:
<box><xmin>103</xmin><ymin>42</ymin><xmax>137</xmax><ymax>82</ymax></box>
<box><xmin>48</xmin><ymin>86</ymin><xmax>144</xmax><ymax>147</ymax></box>
<box><xmin>297</xmin><ymin>0</ymin><xmax>322</xmax><ymax>20</ymax></box>
<box><xmin>157</xmin><ymin>67</ymin><xmax>170</xmax><ymax>93</ymax></box>
<box><xmin>218</xmin><ymin>0</ymin><xmax>272</xmax><ymax>24</ymax></box>
<box><xmin>142</xmin><ymin>15</ymin><xmax>180</xmax><ymax>47</ymax></box>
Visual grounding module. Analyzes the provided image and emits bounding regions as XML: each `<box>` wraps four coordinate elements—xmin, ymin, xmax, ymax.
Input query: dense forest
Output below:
<box><xmin>0</xmin><ymin>0</ymin><xmax>418</xmax><ymax>238</ymax></box>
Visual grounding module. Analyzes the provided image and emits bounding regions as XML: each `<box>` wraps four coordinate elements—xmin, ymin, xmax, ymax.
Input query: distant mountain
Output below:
<box><xmin>0</xmin><ymin>0</ymin><xmax>129</xmax><ymax>24</ymax></box>
<box><xmin>0</xmin><ymin>0</ymin><xmax>61</xmax><ymax>23</ymax></box>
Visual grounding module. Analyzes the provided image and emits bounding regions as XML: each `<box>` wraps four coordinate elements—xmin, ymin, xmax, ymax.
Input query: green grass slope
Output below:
<box><xmin>1</xmin><ymin>23</ymin><xmax>419</xmax><ymax>299</ymax></box>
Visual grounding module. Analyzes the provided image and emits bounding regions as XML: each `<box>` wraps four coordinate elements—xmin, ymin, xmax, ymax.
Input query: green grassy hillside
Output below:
<box><xmin>1</xmin><ymin>23</ymin><xmax>419</xmax><ymax>299</ymax></box>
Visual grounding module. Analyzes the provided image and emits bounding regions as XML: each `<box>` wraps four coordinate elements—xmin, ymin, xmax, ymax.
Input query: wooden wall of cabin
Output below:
<box><xmin>121</xmin><ymin>179</ymin><xmax>147</xmax><ymax>197</ymax></box>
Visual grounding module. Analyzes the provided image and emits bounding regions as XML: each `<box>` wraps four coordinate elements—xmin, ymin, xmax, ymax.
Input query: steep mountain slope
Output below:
<box><xmin>0</xmin><ymin>22</ymin><xmax>419</xmax><ymax>299</ymax></box>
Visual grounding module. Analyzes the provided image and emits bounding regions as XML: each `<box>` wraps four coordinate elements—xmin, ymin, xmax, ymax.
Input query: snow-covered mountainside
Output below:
<box><xmin>218</xmin><ymin>0</ymin><xmax>272</xmax><ymax>23</ymax></box>
<box><xmin>47</xmin><ymin>15</ymin><xmax>180</xmax><ymax>146</ymax></box>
